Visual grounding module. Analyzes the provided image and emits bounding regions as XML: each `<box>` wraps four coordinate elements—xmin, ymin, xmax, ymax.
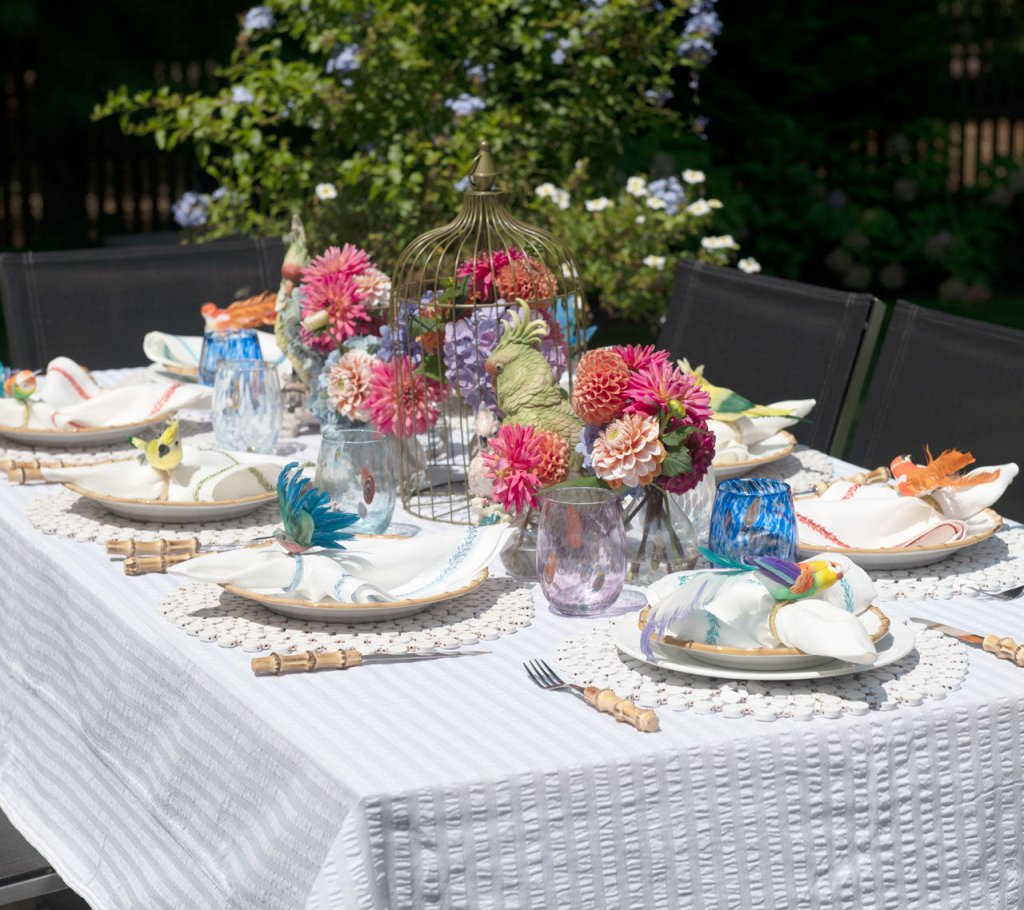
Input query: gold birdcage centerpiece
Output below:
<box><xmin>388</xmin><ymin>142</ymin><xmax>589</xmax><ymax>524</ymax></box>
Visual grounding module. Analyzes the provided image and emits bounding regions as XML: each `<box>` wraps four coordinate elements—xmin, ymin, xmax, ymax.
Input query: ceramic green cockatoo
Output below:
<box><xmin>274</xmin><ymin>214</ymin><xmax>314</xmax><ymax>384</ymax></box>
<box><xmin>485</xmin><ymin>303</ymin><xmax>582</xmax><ymax>454</ymax></box>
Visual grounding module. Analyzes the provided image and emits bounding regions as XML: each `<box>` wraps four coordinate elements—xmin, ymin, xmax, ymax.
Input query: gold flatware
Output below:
<box><xmin>107</xmin><ymin>536</ymin><xmax>274</xmax><ymax>575</ymax></box>
<box><xmin>792</xmin><ymin>465</ymin><xmax>890</xmax><ymax>498</ymax></box>
<box><xmin>910</xmin><ymin>616</ymin><xmax>1024</xmax><ymax>667</ymax></box>
<box><xmin>5</xmin><ymin>455</ymin><xmax>135</xmax><ymax>483</ymax></box>
<box><xmin>523</xmin><ymin>658</ymin><xmax>659</xmax><ymax>732</ymax></box>
<box><xmin>252</xmin><ymin>648</ymin><xmax>490</xmax><ymax>676</ymax></box>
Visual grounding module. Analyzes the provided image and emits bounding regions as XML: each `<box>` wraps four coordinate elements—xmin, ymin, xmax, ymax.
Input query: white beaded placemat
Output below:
<box><xmin>26</xmin><ymin>486</ymin><xmax>281</xmax><ymax>546</ymax></box>
<box><xmin>871</xmin><ymin>526</ymin><xmax>1024</xmax><ymax>600</ymax></box>
<box><xmin>159</xmin><ymin>577</ymin><xmax>534</xmax><ymax>652</ymax></box>
<box><xmin>754</xmin><ymin>446</ymin><xmax>835</xmax><ymax>491</ymax></box>
<box><xmin>0</xmin><ymin>419</ymin><xmax>212</xmax><ymax>467</ymax></box>
<box><xmin>555</xmin><ymin>620</ymin><xmax>967</xmax><ymax>722</ymax></box>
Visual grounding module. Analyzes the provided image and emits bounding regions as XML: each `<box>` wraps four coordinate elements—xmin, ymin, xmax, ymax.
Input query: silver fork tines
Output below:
<box><xmin>962</xmin><ymin>581</ymin><xmax>1024</xmax><ymax>601</ymax></box>
<box><xmin>523</xmin><ymin>659</ymin><xmax>583</xmax><ymax>700</ymax></box>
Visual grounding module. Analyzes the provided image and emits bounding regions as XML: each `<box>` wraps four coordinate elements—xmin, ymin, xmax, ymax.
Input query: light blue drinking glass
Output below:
<box><xmin>314</xmin><ymin>427</ymin><xmax>397</xmax><ymax>534</ymax></box>
<box><xmin>537</xmin><ymin>486</ymin><xmax>626</xmax><ymax>616</ymax></box>
<box><xmin>212</xmin><ymin>359</ymin><xmax>282</xmax><ymax>454</ymax></box>
<box><xmin>708</xmin><ymin>477</ymin><xmax>798</xmax><ymax>563</ymax></box>
<box><xmin>199</xmin><ymin>328</ymin><xmax>262</xmax><ymax>386</ymax></box>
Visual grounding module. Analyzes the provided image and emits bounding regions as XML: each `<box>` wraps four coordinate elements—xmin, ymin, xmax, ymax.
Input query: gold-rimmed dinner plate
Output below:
<box><xmin>795</xmin><ymin>503</ymin><xmax>1002</xmax><ymax>569</ymax></box>
<box><xmin>223</xmin><ymin>568</ymin><xmax>489</xmax><ymax>622</ymax></box>
<box><xmin>62</xmin><ymin>481</ymin><xmax>276</xmax><ymax>523</ymax></box>
<box><xmin>638</xmin><ymin>605</ymin><xmax>891</xmax><ymax>671</ymax></box>
<box><xmin>152</xmin><ymin>362</ymin><xmax>201</xmax><ymax>381</ymax></box>
<box><xmin>0</xmin><ymin>413</ymin><xmax>177</xmax><ymax>448</ymax></box>
<box><xmin>611</xmin><ymin>611</ymin><xmax>916</xmax><ymax>682</ymax></box>
<box><xmin>713</xmin><ymin>430</ymin><xmax>797</xmax><ymax>480</ymax></box>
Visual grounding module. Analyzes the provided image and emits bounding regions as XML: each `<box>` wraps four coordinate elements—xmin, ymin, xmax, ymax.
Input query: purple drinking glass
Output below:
<box><xmin>537</xmin><ymin>486</ymin><xmax>626</xmax><ymax>616</ymax></box>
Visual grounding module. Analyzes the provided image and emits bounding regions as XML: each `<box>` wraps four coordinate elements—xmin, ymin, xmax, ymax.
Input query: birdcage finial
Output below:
<box><xmin>467</xmin><ymin>141</ymin><xmax>498</xmax><ymax>192</ymax></box>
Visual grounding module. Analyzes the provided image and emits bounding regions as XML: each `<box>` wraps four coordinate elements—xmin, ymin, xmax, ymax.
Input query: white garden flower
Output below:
<box><xmin>315</xmin><ymin>182</ymin><xmax>338</xmax><ymax>201</ymax></box>
<box><xmin>708</xmin><ymin>198</ymin><xmax>724</xmax><ymax>209</ymax></box>
<box><xmin>635</xmin><ymin>215</ymin><xmax>646</xmax><ymax>224</ymax></box>
<box><xmin>645</xmin><ymin>196</ymin><xmax>667</xmax><ymax>211</ymax></box>
<box><xmin>738</xmin><ymin>257</ymin><xmax>762</xmax><ymax>274</ymax></box>
<box><xmin>626</xmin><ymin>176</ymin><xmax>648</xmax><ymax>197</ymax></box>
<box><xmin>553</xmin><ymin>188</ymin><xmax>571</xmax><ymax>210</ymax></box>
<box><xmin>701</xmin><ymin>234</ymin><xmax>739</xmax><ymax>251</ymax></box>
<box><xmin>585</xmin><ymin>197</ymin><xmax>614</xmax><ymax>213</ymax></box>
<box><xmin>642</xmin><ymin>255</ymin><xmax>667</xmax><ymax>270</ymax></box>
<box><xmin>686</xmin><ymin>199</ymin><xmax>711</xmax><ymax>216</ymax></box>
<box><xmin>682</xmin><ymin>169</ymin><xmax>706</xmax><ymax>184</ymax></box>
<box><xmin>535</xmin><ymin>182</ymin><xmax>558</xmax><ymax>199</ymax></box>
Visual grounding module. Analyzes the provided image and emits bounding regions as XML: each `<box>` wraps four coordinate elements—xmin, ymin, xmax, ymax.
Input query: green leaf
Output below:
<box><xmin>660</xmin><ymin>449</ymin><xmax>693</xmax><ymax>478</ymax></box>
<box><xmin>662</xmin><ymin>425</ymin><xmax>697</xmax><ymax>447</ymax></box>
<box><xmin>415</xmin><ymin>353</ymin><xmax>445</xmax><ymax>382</ymax></box>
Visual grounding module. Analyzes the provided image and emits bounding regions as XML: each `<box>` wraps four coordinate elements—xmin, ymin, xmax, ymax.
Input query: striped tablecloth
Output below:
<box><xmin>1</xmin><ymin>386</ymin><xmax>1023</xmax><ymax>908</ymax></box>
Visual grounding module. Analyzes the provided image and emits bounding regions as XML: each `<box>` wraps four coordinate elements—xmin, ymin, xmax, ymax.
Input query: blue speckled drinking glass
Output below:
<box><xmin>199</xmin><ymin>328</ymin><xmax>262</xmax><ymax>386</ymax></box>
<box><xmin>212</xmin><ymin>359</ymin><xmax>282</xmax><ymax>454</ymax></box>
<box><xmin>314</xmin><ymin>427</ymin><xmax>397</xmax><ymax>535</ymax></box>
<box><xmin>709</xmin><ymin>478</ymin><xmax>797</xmax><ymax>563</ymax></box>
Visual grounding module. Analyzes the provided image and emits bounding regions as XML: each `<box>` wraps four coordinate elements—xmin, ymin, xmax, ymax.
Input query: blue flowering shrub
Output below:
<box><xmin>94</xmin><ymin>0</ymin><xmax>723</xmax><ymax>311</ymax></box>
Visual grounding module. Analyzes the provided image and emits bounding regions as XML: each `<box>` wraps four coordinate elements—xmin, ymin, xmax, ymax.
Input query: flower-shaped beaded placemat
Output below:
<box><xmin>554</xmin><ymin>620</ymin><xmax>967</xmax><ymax>722</ymax></box>
<box><xmin>870</xmin><ymin>526</ymin><xmax>1024</xmax><ymax>600</ymax></box>
<box><xmin>26</xmin><ymin>486</ymin><xmax>281</xmax><ymax>546</ymax></box>
<box><xmin>754</xmin><ymin>446</ymin><xmax>835</xmax><ymax>491</ymax></box>
<box><xmin>159</xmin><ymin>577</ymin><xmax>534</xmax><ymax>652</ymax></box>
<box><xmin>0</xmin><ymin>420</ymin><xmax>212</xmax><ymax>468</ymax></box>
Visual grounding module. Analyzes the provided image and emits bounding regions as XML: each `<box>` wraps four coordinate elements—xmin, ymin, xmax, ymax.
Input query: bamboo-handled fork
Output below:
<box><xmin>106</xmin><ymin>536</ymin><xmax>274</xmax><ymax>575</ymax></box>
<box><xmin>524</xmin><ymin>659</ymin><xmax>659</xmax><ymax>732</ymax></box>
<box><xmin>5</xmin><ymin>455</ymin><xmax>135</xmax><ymax>483</ymax></box>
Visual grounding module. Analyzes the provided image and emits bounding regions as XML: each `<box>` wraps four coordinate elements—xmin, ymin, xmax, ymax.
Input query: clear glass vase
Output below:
<box><xmin>499</xmin><ymin>510</ymin><xmax>540</xmax><ymax>580</ymax></box>
<box><xmin>622</xmin><ymin>485</ymin><xmax>700</xmax><ymax>586</ymax></box>
<box><xmin>672</xmin><ymin>464</ymin><xmax>716</xmax><ymax>546</ymax></box>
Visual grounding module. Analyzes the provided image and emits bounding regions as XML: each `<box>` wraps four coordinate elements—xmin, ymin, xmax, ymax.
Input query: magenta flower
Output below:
<box><xmin>624</xmin><ymin>361</ymin><xmax>712</xmax><ymax>425</ymax></box>
<box><xmin>480</xmin><ymin>423</ymin><xmax>543</xmax><ymax>513</ymax></box>
<box><xmin>658</xmin><ymin>427</ymin><xmax>716</xmax><ymax>494</ymax></box>
<box><xmin>613</xmin><ymin>344</ymin><xmax>670</xmax><ymax>373</ymax></box>
<box><xmin>366</xmin><ymin>357</ymin><xmax>441</xmax><ymax>438</ymax></box>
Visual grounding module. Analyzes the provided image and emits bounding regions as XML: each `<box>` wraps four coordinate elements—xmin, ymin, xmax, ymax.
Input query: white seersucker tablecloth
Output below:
<box><xmin>1</xmin><ymin>371</ymin><xmax>1023</xmax><ymax>909</ymax></box>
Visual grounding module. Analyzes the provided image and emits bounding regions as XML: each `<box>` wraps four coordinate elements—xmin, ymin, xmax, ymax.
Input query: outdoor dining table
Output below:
<box><xmin>0</xmin><ymin>372</ymin><xmax>1022</xmax><ymax>909</ymax></box>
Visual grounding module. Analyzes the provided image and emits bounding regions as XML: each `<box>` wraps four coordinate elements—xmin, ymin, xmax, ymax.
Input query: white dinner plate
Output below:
<box><xmin>796</xmin><ymin>506</ymin><xmax>1002</xmax><ymax>569</ymax></box>
<box><xmin>610</xmin><ymin>612</ymin><xmax>916</xmax><ymax>681</ymax></box>
<box><xmin>63</xmin><ymin>482</ymin><xmax>276</xmax><ymax>523</ymax></box>
<box><xmin>713</xmin><ymin>431</ymin><xmax>797</xmax><ymax>480</ymax></box>
<box><xmin>223</xmin><ymin>568</ymin><xmax>489</xmax><ymax>622</ymax></box>
<box><xmin>0</xmin><ymin>413</ymin><xmax>175</xmax><ymax>448</ymax></box>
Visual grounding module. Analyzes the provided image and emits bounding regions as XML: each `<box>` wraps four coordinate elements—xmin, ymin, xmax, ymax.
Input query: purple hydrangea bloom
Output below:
<box><xmin>377</xmin><ymin>303</ymin><xmax>422</xmax><ymax>364</ymax></box>
<box><xmin>443</xmin><ymin>304</ymin><xmax>568</xmax><ymax>413</ymax></box>
<box><xmin>648</xmin><ymin>176</ymin><xmax>687</xmax><ymax>215</ymax></box>
<box><xmin>645</xmin><ymin>87</ymin><xmax>674</xmax><ymax>105</ymax></box>
<box><xmin>551</xmin><ymin>39</ymin><xmax>571</xmax><ymax>65</ymax></box>
<box><xmin>230</xmin><ymin>86</ymin><xmax>254</xmax><ymax>104</ymax></box>
<box><xmin>172</xmin><ymin>192</ymin><xmax>208</xmax><ymax>228</ymax></box>
<box><xmin>677</xmin><ymin>36</ymin><xmax>716</xmax><ymax>64</ymax></box>
<box><xmin>575</xmin><ymin>424</ymin><xmax>601</xmax><ymax>471</ymax></box>
<box><xmin>444</xmin><ymin>93</ymin><xmax>486</xmax><ymax>117</ymax></box>
<box><xmin>243</xmin><ymin>5</ymin><xmax>275</xmax><ymax>30</ymax></box>
<box><xmin>464</xmin><ymin>61</ymin><xmax>494</xmax><ymax>80</ymax></box>
<box><xmin>327</xmin><ymin>44</ymin><xmax>361</xmax><ymax>75</ymax></box>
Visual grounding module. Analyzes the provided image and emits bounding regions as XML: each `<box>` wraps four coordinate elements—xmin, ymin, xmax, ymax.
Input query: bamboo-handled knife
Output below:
<box><xmin>252</xmin><ymin>648</ymin><xmax>490</xmax><ymax>676</ymax></box>
<box><xmin>911</xmin><ymin>617</ymin><xmax>1024</xmax><ymax>667</ymax></box>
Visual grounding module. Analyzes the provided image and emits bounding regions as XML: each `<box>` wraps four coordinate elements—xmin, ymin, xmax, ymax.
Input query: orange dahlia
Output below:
<box><xmin>571</xmin><ymin>349</ymin><xmax>631</xmax><ymax>424</ymax></box>
<box><xmin>534</xmin><ymin>428</ymin><xmax>571</xmax><ymax>486</ymax></box>
<box><xmin>494</xmin><ymin>257</ymin><xmax>558</xmax><ymax>306</ymax></box>
<box><xmin>591</xmin><ymin>412</ymin><xmax>666</xmax><ymax>488</ymax></box>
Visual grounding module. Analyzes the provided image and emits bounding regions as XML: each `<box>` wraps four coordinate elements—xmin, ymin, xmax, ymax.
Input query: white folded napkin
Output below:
<box><xmin>643</xmin><ymin>554</ymin><xmax>878</xmax><ymax>664</ymax></box>
<box><xmin>169</xmin><ymin>524</ymin><xmax>513</xmax><ymax>603</ymax></box>
<box><xmin>42</xmin><ymin>445</ymin><xmax>289</xmax><ymax>501</ymax></box>
<box><xmin>0</xmin><ymin>357</ymin><xmax>210</xmax><ymax>430</ymax></box>
<box><xmin>711</xmin><ymin>398</ymin><xmax>815</xmax><ymax>463</ymax></box>
<box><xmin>143</xmin><ymin>330</ymin><xmax>287</xmax><ymax>374</ymax></box>
<box><xmin>920</xmin><ymin>464</ymin><xmax>1018</xmax><ymax>520</ymax></box>
<box><xmin>796</xmin><ymin>494</ymin><xmax>966</xmax><ymax>549</ymax></box>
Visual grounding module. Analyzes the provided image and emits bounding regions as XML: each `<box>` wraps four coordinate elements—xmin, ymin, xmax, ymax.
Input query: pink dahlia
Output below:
<box><xmin>571</xmin><ymin>348</ymin><xmax>631</xmax><ymax>425</ymax></box>
<box><xmin>658</xmin><ymin>427</ymin><xmax>716</xmax><ymax>495</ymax></box>
<box><xmin>613</xmin><ymin>344</ymin><xmax>670</xmax><ymax>373</ymax></box>
<box><xmin>591</xmin><ymin>412</ymin><xmax>666</xmax><ymax>489</ymax></box>
<box><xmin>302</xmin><ymin>244</ymin><xmax>372</xmax><ymax>284</ymax></box>
<box><xmin>327</xmin><ymin>349</ymin><xmax>374</xmax><ymax>421</ymax></box>
<box><xmin>353</xmin><ymin>267</ymin><xmax>391</xmax><ymax>311</ymax></box>
<box><xmin>481</xmin><ymin>423</ymin><xmax>543</xmax><ymax>513</ymax></box>
<box><xmin>456</xmin><ymin>247</ymin><xmax>526</xmax><ymax>302</ymax></box>
<box><xmin>624</xmin><ymin>361</ymin><xmax>712</xmax><ymax>425</ymax></box>
<box><xmin>366</xmin><ymin>357</ymin><xmax>441</xmax><ymax>438</ymax></box>
<box><xmin>299</xmin><ymin>272</ymin><xmax>370</xmax><ymax>352</ymax></box>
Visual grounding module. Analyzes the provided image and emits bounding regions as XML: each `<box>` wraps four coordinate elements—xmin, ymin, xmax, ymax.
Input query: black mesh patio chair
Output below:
<box><xmin>0</xmin><ymin>237</ymin><xmax>284</xmax><ymax>370</ymax></box>
<box><xmin>0</xmin><ymin>809</ymin><xmax>65</xmax><ymax>905</ymax></box>
<box><xmin>846</xmin><ymin>300</ymin><xmax>1024</xmax><ymax>521</ymax></box>
<box><xmin>658</xmin><ymin>260</ymin><xmax>886</xmax><ymax>454</ymax></box>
